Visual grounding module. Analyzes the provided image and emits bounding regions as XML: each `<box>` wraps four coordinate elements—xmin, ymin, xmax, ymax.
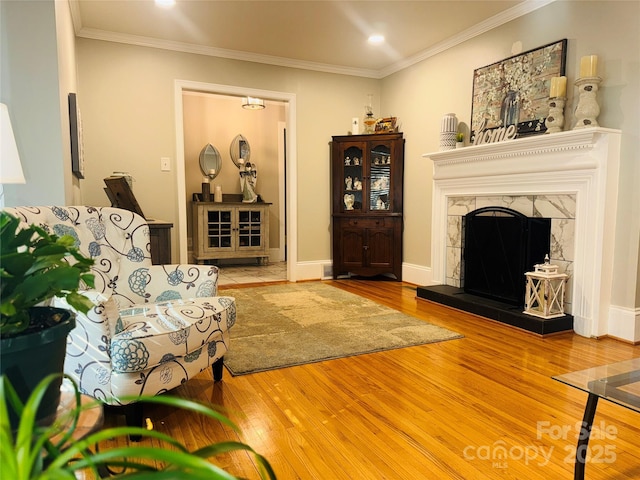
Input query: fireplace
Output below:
<box><xmin>463</xmin><ymin>206</ymin><xmax>550</xmax><ymax>306</ymax></box>
<box><xmin>419</xmin><ymin>128</ymin><xmax>621</xmax><ymax>338</ymax></box>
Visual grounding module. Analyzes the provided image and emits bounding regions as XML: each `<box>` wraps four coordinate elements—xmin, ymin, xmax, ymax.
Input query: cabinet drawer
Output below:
<box><xmin>343</xmin><ymin>217</ymin><xmax>388</xmax><ymax>228</ymax></box>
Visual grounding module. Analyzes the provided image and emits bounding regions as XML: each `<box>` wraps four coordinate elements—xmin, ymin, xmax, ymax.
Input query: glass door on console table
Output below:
<box><xmin>330</xmin><ymin>133</ymin><xmax>404</xmax><ymax>280</ymax></box>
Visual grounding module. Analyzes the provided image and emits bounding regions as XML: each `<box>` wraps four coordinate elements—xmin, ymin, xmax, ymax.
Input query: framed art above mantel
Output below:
<box><xmin>471</xmin><ymin>39</ymin><xmax>567</xmax><ymax>142</ymax></box>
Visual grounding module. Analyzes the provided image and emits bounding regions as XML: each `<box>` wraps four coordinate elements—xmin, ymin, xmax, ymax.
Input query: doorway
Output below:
<box><xmin>174</xmin><ymin>81</ymin><xmax>297</xmax><ymax>282</ymax></box>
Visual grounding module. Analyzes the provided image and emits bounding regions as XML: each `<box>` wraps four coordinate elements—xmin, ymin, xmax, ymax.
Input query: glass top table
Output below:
<box><xmin>553</xmin><ymin>358</ymin><xmax>640</xmax><ymax>479</ymax></box>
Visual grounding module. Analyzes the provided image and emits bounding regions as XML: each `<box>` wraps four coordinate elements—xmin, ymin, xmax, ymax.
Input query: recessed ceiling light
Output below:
<box><xmin>368</xmin><ymin>34</ymin><xmax>385</xmax><ymax>45</ymax></box>
<box><xmin>155</xmin><ymin>0</ymin><xmax>176</xmax><ymax>8</ymax></box>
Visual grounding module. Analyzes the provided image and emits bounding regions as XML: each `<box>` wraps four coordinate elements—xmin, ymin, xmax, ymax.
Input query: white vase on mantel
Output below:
<box><xmin>439</xmin><ymin>113</ymin><xmax>458</xmax><ymax>151</ymax></box>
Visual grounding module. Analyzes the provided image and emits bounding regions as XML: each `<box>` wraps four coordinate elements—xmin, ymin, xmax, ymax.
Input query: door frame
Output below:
<box><xmin>173</xmin><ymin>80</ymin><xmax>297</xmax><ymax>281</ymax></box>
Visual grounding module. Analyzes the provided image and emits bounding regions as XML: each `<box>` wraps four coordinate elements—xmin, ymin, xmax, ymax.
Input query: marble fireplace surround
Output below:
<box><xmin>424</xmin><ymin>128</ymin><xmax>621</xmax><ymax>338</ymax></box>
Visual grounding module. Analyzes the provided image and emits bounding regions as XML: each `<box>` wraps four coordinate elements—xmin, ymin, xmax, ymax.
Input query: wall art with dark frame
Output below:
<box><xmin>470</xmin><ymin>39</ymin><xmax>567</xmax><ymax>142</ymax></box>
<box><xmin>68</xmin><ymin>93</ymin><xmax>85</xmax><ymax>179</ymax></box>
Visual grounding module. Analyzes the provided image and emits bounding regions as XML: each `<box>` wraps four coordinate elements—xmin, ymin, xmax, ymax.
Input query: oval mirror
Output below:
<box><xmin>199</xmin><ymin>143</ymin><xmax>222</xmax><ymax>179</ymax></box>
<box><xmin>230</xmin><ymin>134</ymin><xmax>250</xmax><ymax>168</ymax></box>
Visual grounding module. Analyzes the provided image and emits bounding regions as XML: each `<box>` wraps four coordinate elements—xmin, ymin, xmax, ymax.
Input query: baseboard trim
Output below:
<box><xmin>293</xmin><ymin>261</ymin><xmax>433</xmax><ymax>284</ymax></box>
<box><xmin>607</xmin><ymin>305</ymin><xmax>640</xmax><ymax>343</ymax></box>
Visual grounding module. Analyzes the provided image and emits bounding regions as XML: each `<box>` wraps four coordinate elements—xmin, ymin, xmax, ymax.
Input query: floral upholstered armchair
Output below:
<box><xmin>3</xmin><ymin>206</ymin><xmax>235</xmax><ymax>425</ymax></box>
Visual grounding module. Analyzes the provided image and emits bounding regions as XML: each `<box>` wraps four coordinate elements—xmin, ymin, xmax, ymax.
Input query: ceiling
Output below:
<box><xmin>70</xmin><ymin>0</ymin><xmax>554</xmax><ymax>78</ymax></box>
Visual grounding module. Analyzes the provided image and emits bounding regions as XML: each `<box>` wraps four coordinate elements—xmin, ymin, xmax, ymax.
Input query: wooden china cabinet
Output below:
<box><xmin>330</xmin><ymin>132</ymin><xmax>404</xmax><ymax>280</ymax></box>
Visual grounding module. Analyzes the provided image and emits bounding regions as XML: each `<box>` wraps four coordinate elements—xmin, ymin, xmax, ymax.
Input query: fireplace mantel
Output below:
<box><xmin>423</xmin><ymin>127</ymin><xmax>622</xmax><ymax>339</ymax></box>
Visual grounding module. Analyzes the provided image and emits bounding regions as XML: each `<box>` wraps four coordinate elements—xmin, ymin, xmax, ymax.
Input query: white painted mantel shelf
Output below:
<box><xmin>423</xmin><ymin>127</ymin><xmax>625</xmax><ymax>340</ymax></box>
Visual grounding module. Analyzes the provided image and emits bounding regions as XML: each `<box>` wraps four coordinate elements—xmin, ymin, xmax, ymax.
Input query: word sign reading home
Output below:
<box><xmin>472</xmin><ymin>118</ymin><xmax>517</xmax><ymax>145</ymax></box>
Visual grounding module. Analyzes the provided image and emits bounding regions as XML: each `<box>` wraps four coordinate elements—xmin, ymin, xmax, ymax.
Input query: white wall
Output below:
<box><xmin>1</xmin><ymin>0</ymin><xmax>72</xmax><ymax>206</ymax></box>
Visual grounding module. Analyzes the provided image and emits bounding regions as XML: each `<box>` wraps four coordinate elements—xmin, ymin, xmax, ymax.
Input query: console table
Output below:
<box><xmin>553</xmin><ymin>358</ymin><xmax>640</xmax><ymax>479</ymax></box>
<box><xmin>147</xmin><ymin>220</ymin><xmax>173</xmax><ymax>264</ymax></box>
<box><xmin>191</xmin><ymin>201</ymin><xmax>270</xmax><ymax>265</ymax></box>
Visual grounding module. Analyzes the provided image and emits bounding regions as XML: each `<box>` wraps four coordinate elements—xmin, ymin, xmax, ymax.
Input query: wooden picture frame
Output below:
<box><xmin>68</xmin><ymin>93</ymin><xmax>85</xmax><ymax>179</ymax></box>
<box><xmin>375</xmin><ymin>117</ymin><xmax>397</xmax><ymax>133</ymax></box>
<box><xmin>471</xmin><ymin>39</ymin><xmax>567</xmax><ymax>141</ymax></box>
<box><xmin>103</xmin><ymin>176</ymin><xmax>146</xmax><ymax>219</ymax></box>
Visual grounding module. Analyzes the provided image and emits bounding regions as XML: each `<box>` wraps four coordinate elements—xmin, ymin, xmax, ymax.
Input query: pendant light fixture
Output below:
<box><xmin>242</xmin><ymin>97</ymin><xmax>265</xmax><ymax>110</ymax></box>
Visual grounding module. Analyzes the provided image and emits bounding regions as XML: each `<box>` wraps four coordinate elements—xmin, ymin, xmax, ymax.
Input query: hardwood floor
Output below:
<box><xmin>101</xmin><ymin>279</ymin><xmax>640</xmax><ymax>479</ymax></box>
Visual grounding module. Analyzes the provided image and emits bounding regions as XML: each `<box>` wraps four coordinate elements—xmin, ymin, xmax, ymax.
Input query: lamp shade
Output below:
<box><xmin>0</xmin><ymin>103</ymin><xmax>25</xmax><ymax>184</ymax></box>
<box><xmin>242</xmin><ymin>97</ymin><xmax>265</xmax><ymax>110</ymax></box>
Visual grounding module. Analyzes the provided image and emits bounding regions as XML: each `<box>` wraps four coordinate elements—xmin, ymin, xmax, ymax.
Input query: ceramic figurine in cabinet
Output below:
<box><xmin>353</xmin><ymin>177</ymin><xmax>362</xmax><ymax>190</ymax></box>
<box><xmin>345</xmin><ymin>176</ymin><xmax>353</xmax><ymax>190</ymax></box>
<box><xmin>344</xmin><ymin>193</ymin><xmax>355</xmax><ymax>210</ymax></box>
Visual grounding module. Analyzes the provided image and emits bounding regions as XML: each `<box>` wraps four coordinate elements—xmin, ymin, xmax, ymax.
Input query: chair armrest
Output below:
<box><xmin>119</xmin><ymin>264</ymin><xmax>220</xmax><ymax>305</ymax></box>
<box><xmin>51</xmin><ymin>291</ymin><xmax>118</xmax><ymax>378</ymax></box>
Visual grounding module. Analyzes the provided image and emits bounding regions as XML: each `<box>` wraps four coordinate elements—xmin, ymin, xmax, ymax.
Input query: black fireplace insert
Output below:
<box><xmin>463</xmin><ymin>206</ymin><xmax>551</xmax><ymax>306</ymax></box>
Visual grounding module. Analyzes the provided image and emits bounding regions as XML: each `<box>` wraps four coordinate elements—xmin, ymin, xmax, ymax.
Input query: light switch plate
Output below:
<box><xmin>160</xmin><ymin>157</ymin><xmax>171</xmax><ymax>171</ymax></box>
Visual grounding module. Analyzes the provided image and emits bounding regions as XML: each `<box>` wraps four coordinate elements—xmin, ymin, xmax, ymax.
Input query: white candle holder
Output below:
<box><xmin>573</xmin><ymin>76</ymin><xmax>602</xmax><ymax>129</ymax></box>
<box><xmin>546</xmin><ymin>97</ymin><xmax>566</xmax><ymax>134</ymax></box>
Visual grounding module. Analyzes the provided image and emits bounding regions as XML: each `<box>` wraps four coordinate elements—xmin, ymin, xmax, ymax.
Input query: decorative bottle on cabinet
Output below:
<box><xmin>330</xmin><ymin>132</ymin><xmax>404</xmax><ymax>280</ymax></box>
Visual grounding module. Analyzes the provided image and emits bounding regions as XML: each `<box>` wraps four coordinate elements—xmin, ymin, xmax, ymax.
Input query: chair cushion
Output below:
<box><xmin>110</xmin><ymin>296</ymin><xmax>235</xmax><ymax>373</ymax></box>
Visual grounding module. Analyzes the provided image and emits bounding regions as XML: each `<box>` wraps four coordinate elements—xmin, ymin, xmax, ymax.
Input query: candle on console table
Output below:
<box><xmin>549</xmin><ymin>76</ymin><xmax>567</xmax><ymax>98</ymax></box>
<box><xmin>580</xmin><ymin>55</ymin><xmax>598</xmax><ymax>77</ymax></box>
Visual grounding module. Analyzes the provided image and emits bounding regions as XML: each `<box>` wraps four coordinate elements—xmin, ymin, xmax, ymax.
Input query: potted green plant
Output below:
<box><xmin>1</xmin><ymin>374</ymin><xmax>277</xmax><ymax>479</ymax></box>
<box><xmin>0</xmin><ymin>211</ymin><xmax>95</xmax><ymax>427</ymax></box>
<box><xmin>455</xmin><ymin>132</ymin><xmax>465</xmax><ymax>148</ymax></box>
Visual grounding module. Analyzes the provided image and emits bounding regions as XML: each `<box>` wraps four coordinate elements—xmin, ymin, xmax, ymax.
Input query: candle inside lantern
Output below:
<box><xmin>580</xmin><ymin>55</ymin><xmax>598</xmax><ymax>77</ymax></box>
<box><xmin>208</xmin><ymin>168</ymin><xmax>215</xmax><ymax>176</ymax></box>
<box><xmin>549</xmin><ymin>76</ymin><xmax>567</xmax><ymax>98</ymax></box>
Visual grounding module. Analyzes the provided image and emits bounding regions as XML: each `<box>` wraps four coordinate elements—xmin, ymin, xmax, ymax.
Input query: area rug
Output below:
<box><xmin>223</xmin><ymin>282</ymin><xmax>463</xmax><ymax>375</ymax></box>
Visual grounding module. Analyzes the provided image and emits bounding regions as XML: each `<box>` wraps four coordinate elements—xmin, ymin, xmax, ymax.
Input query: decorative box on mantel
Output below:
<box><xmin>421</xmin><ymin>127</ymin><xmax>622</xmax><ymax>339</ymax></box>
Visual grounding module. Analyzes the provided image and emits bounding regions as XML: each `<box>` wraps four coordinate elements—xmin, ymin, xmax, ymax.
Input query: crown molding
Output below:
<box><xmin>73</xmin><ymin>0</ymin><xmax>557</xmax><ymax>79</ymax></box>
<box><xmin>76</xmin><ymin>28</ymin><xmax>382</xmax><ymax>79</ymax></box>
<box><xmin>379</xmin><ymin>0</ymin><xmax>557</xmax><ymax>77</ymax></box>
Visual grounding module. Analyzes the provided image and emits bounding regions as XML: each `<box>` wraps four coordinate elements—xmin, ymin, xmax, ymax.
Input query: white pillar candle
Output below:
<box><xmin>550</xmin><ymin>76</ymin><xmax>567</xmax><ymax>97</ymax></box>
<box><xmin>580</xmin><ymin>55</ymin><xmax>598</xmax><ymax>77</ymax></box>
<box><xmin>208</xmin><ymin>169</ymin><xmax>215</xmax><ymax>176</ymax></box>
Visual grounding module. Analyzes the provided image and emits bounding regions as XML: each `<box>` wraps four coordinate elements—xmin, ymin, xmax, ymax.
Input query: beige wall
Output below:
<box><xmin>182</xmin><ymin>92</ymin><xmax>285</xmax><ymax>250</ymax></box>
<box><xmin>381</xmin><ymin>0</ymin><xmax>639</xmax><ymax>310</ymax></box>
<box><xmin>3</xmin><ymin>1</ymin><xmax>638</xmax><ymax>312</ymax></box>
<box><xmin>76</xmin><ymin>39</ymin><xmax>380</xmax><ymax>264</ymax></box>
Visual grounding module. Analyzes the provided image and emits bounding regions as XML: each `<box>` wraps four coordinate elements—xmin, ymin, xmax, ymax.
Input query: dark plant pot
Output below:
<box><xmin>0</xmin><ymin>307</ymin><xmax>76</xmax><ymax>429</ymax></box>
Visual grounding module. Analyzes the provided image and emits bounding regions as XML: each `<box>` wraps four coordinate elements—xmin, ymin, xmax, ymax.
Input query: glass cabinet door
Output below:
<box><xmin>238</xmin><ymin>208</ymin><xmax>264</xmax><ymax>248</ymax></box>
<box><xmin>368</xmin><ymin>143</ymin><xmax>391</xmax><ymax>211</ymax></box>
<box><xmin>342</xmin><ymin>145</ymin><xmax>364</xmax><ymax>212</ymax></box>
<box><xmin>206</xmin><ymin>209</ymin><xmax>232</xmax><ymax>249</ymax></box>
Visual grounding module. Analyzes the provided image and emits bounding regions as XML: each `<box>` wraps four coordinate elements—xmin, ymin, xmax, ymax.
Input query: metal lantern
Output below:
<box><xmin>524</xmin><ymin>255</ymin><xmax>569</xmax><ymax>319</ymax></box>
